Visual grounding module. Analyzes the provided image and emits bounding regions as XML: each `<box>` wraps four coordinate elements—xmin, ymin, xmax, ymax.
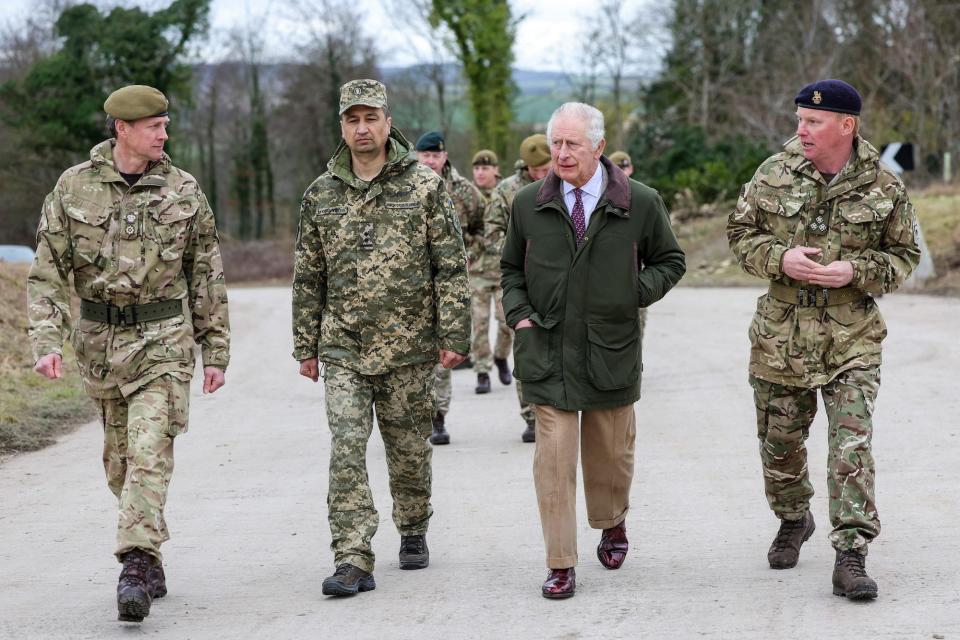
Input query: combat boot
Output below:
<box><xmin>147</xmin><ymin>564</ymin><xmax>167</xmax><ymax>599</ymax></box>
<box><xmin>768</xmin><ymin>512</ymin><xmax>815</xmax><ymax>569</ymax></box>
<box><xmin>430</xmin><ymin>412</ymin><xmax>450</xmax><ymax>445</ymax></box>
<box><xmin>832</xmin><ymin>550</ymin><xmax>878</xmax><ymax>600</ymax></box>
<box><xmin>116</xmin><ymin>549</ymin><xmax>154</xmax><ymax>622</ymax></box>
<box><xmin>494</xmin><ymin>357</ymin><xmax>512</xmax><ymax>385</ymax></box>
<box><xmin>399</xmin><ymin>534</ymin><xmax>430</xmax><ymax>570</ymax></box>
<box><xmin>521</xmin><ymin>418</ymin><xmax>536</xmax><ymax>443</ymax></box>
<box><xmin>475</xmin><ymin>373</ymin><xmax>491</xmax><ymax>394</ymax></box>
<box><xmin>322</xmin><ymin>563</ymin><xmax>376</xmax><ymax>597</ymax></box>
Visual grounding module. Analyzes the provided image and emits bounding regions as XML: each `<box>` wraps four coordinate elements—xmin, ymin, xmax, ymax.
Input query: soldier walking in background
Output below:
<box><xmin>609</xmin><ymin>151</ymin><xmax>648</xmax><ymax>345</ymax></box>
<box><xmin>727</xmin><ymin>79</ymin><xmax>920</xmax><ymax>600</ymax></box>
<box><xmin>415</xmin><ymin>131</ymin><xmax>485</xmax><ymax>443</ymax></box>
<box><xmin>27</xmin><ymin>85</ymin><xmax>230</xmax><ymax>622</ymax></box>
<box><xmin>469</xmin><ymin>149</ymin><xmax>512</xmax><ymax>396</ymax></box>
<box><xmin>293</xmin><ymin>80</ymin><xmax>470</xmax><ymax>597</ymax></box>
<box><xmin>484</xmin><ymin>134</ymin><xmax>552</xmax><ymax>443</ymax></box>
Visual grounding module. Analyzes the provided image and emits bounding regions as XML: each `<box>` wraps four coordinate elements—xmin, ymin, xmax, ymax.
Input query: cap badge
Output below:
<box><xmin>812</xmin><ymin>91</ymin><xmax>822</xmax><ymax>105</ymax></box>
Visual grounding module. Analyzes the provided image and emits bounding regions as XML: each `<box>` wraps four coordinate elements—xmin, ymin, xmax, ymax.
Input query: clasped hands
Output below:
<box><xmin>782</xmin><ymin>246</ymin><xmax>854</xmax><ymax>288</ymax></box>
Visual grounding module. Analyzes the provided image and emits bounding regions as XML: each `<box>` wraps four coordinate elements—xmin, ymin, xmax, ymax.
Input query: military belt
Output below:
<box><xmin>80</xmin><ymin>299</ymin><xmax>183</xmax><ymax>326</ymax></box>
<box><xmin>768</xmin><ymin>282</ymin><xmax>865</xmax><ymax>308</ymax></box>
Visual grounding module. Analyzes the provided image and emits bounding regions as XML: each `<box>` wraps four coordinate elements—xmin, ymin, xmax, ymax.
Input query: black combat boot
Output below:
<box><xmin>768</xmin><ymin>512</ymin><xmax>815</xmax><ymax>569</ymax></box>
<box><xmin>147</xmin><ymin>564</ymin><xmax>167</xmax><ymax>599</ymax></box>
<box><xmin>521</xmin><ymin>418</ymin><xmax>536</xmax><ymax>443</ymax></box>
<box><xmin>832</xmin><ymin>550</ymin><xmax>878</xmax><ymax>600</ymax></box>
<box><xmin>322</xmin><ymin>563</ymin><xmax>376</xmax><ymax>597</ymax></box>
<box><xmin>117</xmin><ymin>549</ymin><xmax>154</xmax><ymax>622</ymax></box>
<box><xmin>430</xmin><ymin>412</ymin><xmax>450</xmax><ymax>445</ymax></box>
<box><xmin>494</xmin><ymin>357</ymin><xmax>512</xmax><ymax>385</ymax></box>
<box><xmin>399</xmin><ymin>534</ymin><xmax>430</xmax><ymax>570</ymax></box>
<box><xmin>475</xmin><ymin>373</ymin><xmax>491</xmax><ymax>394</ymax></box>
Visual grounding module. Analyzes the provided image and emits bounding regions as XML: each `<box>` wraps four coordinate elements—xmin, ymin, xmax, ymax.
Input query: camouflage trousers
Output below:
<box><xmin>324</xmin><ymin>362</ymin><xmax>435</xmax><ymax>573</ymax></box>
<box><xmin>434</xmin><ymin>365</ymin><xmax>451</xmax><ymax>415</ymax></box>
<box><xmin>638</xmin><ymin>307</ymin><xmax>647</xmax><ymax>344</ymax></box>
<box><xmin>750</xmin><ymin>366</ymin><xmax>881</xmax><ymax>552</ymax></box>
<box><xmin>101</xmin><ymin>374</ymin><xmax>190</xmax><ymax>563</ymax></box>
<box><xmin>470</xmin><ymin>276</ymin><xmax>512</xmax><ymax>374</ymax></box>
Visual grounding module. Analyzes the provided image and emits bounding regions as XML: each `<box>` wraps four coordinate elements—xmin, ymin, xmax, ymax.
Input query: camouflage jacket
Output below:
<box><xmin>27</xmin><ymin>140</ymin><xmax>230</xmax><ymax>400</ymax></box>
<box><xmin>293</xmin><ymin>128</ymin><xmax>471</xmax><ymax>374</ymax></box>
<box><xmin>727</xmin><ymin>135</ymin><xmax>920</xmax><ymax>388</ymax></box>
<box><xmin>483</xmin><ymin>167</ymin><xmax>534</xmax><ymax>277</ymax></box>
<box><xmin>441</xmin><ymin>163</ymin><xmax>488</xmax><ymax>276</ymax></box>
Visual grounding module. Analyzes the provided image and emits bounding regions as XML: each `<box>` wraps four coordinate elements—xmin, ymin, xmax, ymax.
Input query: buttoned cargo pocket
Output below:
<box><xmin>512</xmin><ymin>325</ymin><xmax>553</xmax><ymax>382</ymax></box>
<box><xmin>586</xmin><ymin>321</ymin><xmax>640</xmax><ymax>391</ymax></box>
<box><xmin>837</xmin><ymin>197</ymin><xmax>893</xmax><ymax>252</ymax></box>
<box><xmin>62</xmin><ymin>194</ymin><xmax>111</xmax><ymax>266</ymax></box>
<box><xmin>755</xmin><ymin>188</ymin><xmax>804</xmax><ymax>218</ymax></box>
<box><xmin>149</xmin><ymin>195</ymin><xmax>198</xmax><ymax>261</ymax></box>
<box><xmin>748</xmin><ymin>295</ymin><xmax>795</xmax><ymax>372</ymax></box>
<box><xmin>824</xmin><ymin>297</ymin><xmax>885</xmax><ymax>367</ymax></box>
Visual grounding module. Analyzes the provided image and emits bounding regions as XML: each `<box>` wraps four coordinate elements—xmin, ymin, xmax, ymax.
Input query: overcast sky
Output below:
<box><xmin>1</xmin><ymin>0</ymin><xmax>664</xmax><ymax>73</ymax></box>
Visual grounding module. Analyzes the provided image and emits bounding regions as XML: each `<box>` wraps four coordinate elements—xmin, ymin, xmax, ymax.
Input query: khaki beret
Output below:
<box><xmin>472</xmin><ymin>149</ymin><xmax>498</xmax><ymax>166</ymax></box>
<box><xmin>609</xmin><ymin>151</ymin><xmax>632</xmax><ymax>168</ymax></box>
<box><xmin>339</xmin><ymin>79</ymin><xmax>388</xmax><ymax>115</ymax></box>
<box><xmin>104</xmin><ymin>85</ymin><xmax>169</xmax><ymax>120</ymax></box>
<box><xmin>519</xmin><ymin>134</ymin><xmax>550</xmax><ymax>168</ymax></box>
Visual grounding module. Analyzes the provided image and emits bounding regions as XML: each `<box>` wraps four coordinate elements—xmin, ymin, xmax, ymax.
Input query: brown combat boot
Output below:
<box><xmin>832</xmin><ymin>550</ymin><xmax>878</xmax><ymax>600</ymax></box>
<box><xmin>117</xmin><ymin>549</ymin><xmax>155</xmax><ymax>622</ymax></box>
<box><xmin>768</xmin><ymin>512</ymin><xmax>815</xmax><ymax>569</ymax></box>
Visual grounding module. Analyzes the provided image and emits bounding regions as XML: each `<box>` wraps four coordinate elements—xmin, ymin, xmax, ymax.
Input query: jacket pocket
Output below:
<box><xmin>748</xmin><ymin>294</ymin><xmax>796</xmax><ymax>372</ymax></box>
<box><xmin>63</xmin><ymin>194</ymin><xmax>111</xmax><ymax>267</ymax></box>
<box><xmin>824</xmin><ymin>297</ymin><xmax>885</xmax><ymax>367</ymax></box>
<box><xmin>836</xmin><ymin>196</ymin><xmax>893</xmax><ymax>253</ymax></box>
<box><xmin>586</xmin><ymin>321</ymin><xmax>640</xmax><ymax>391</ymax></box>
<box><xmin>149</xmin><ymin>195</ymin><xmax>198</xmax><ymax>262</ymax></box>
<box><xmin>512</xmin><ymin>324</ymin><xmax>553</xmax><ymax>382</ymax></box>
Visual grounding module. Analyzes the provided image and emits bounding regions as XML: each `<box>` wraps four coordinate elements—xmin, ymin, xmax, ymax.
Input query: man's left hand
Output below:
<box><xmin>807</xmin><ymin>260</ymin><xmax>854</xmax><ymax>288</ymax></box>
<box><xmin>203</xmin><ymin>366</ymin><xmax>226</xmax><ymax>394</ymax></box>
<box><xmin>439</xmin><ymin>350</ymin><xmax>467</xmax><ymax>369</ymax></box>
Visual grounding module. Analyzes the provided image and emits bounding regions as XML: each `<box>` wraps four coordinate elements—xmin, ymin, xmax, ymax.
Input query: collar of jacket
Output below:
<box><xmin>328</xmin><ymin>126</ymin><xmax>415</xmax><ymax>189</ymax></box>
<box><xmin>781</xmin><ymin>134</ymin><xmax>880</xmax><ymax>195</ymax></box>
<box><xmin>90</xmin><ymin>139</ymin><xmax>170</xmax><ymax>186</ymax></box>
<box><xmin>534</xmin><ymin>154</ymin><xmax>631</xmax><ymax>215</ymax></box>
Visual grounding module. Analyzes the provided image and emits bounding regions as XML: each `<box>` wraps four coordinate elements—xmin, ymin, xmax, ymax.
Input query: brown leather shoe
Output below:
<box><xmin>597</xmin><ymin>521</ymin><xmax>629</xmax><ymax>569</ymax></box>
<box><xmin>541</xmin><ymin>567</ymin><xmax>575</xmax><ymax>599</ymax></box>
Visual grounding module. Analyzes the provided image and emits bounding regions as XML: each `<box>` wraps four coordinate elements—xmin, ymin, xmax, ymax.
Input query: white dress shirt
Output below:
<box><xmin>561</xmin><ymin>162</ymin><xmax>604</xmax><ymax>228</ymax></box>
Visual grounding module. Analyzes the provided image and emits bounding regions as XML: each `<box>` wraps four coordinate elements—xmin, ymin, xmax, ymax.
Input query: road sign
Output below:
<box><xmin>880</xmin><ymin>142</ymin><xmax>914</xmax><ymax>173</ymax></box>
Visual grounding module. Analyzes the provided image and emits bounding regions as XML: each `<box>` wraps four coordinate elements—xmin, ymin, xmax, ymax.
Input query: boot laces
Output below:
<box><xmin>772</xmin><ymin>518</ymin><xmax>806</xmax><ymax>551</ymax></box>
<box><xmin>400</xmin><ymin>536</ymin><xmax>425</xmax><ymax>555</ymax></box>
<box><xmin>119</xmin><ymin>553</ymin><xmax>152</xmax><ymax>586</ymax></box>
<box><xmin>837</xmin><ymin>552</ymin><xmax>867</xmax><ymax>577</ymax></box>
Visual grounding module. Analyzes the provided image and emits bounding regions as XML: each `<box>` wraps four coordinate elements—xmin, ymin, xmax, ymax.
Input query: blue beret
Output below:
<box><xmin>415</xmin><ymin>131</ymin><xmax>445</xmax><ymax>152</ymax></box>
<box><xmin>795</xmin><ymin>79</ymin><xmax>861</xmax><ymax>115</ymax></box>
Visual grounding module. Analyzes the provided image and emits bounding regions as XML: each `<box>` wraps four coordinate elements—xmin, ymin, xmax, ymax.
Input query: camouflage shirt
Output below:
<box><xmin>483</xmin><ymin>167</ymin><xmax>535</xmax><ymax>276</ymax></box>
<box><xmin>292</xmin><ymin>128</ymin><xmax>471</xmax><ymax>375</ymax></box>
<box><xmin>727</xmin><ymin>135</ymin><xmax>920</xmax><ymax>388</ymax></box>
<box><xmin>27</xmin><ymin>140</ymin><xmax>230</xmax><ymax>399</ymax></box>
<box><xmin>441</xmin><ymin>163</ymin><xmax>488</xmax><ymax>276</ymax></box>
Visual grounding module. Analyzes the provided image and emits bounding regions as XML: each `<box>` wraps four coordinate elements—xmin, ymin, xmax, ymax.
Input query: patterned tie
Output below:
<box><xmin>571</xmin><ymin>188</ymin><xmax>586</xmax><ymax>247</ymax></box>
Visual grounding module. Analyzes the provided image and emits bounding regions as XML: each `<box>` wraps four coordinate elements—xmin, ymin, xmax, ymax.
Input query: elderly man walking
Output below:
<box><xmin>501</xmin><ymin>102</ymin><xmax>686</xmax><ymax>599</ymax></box>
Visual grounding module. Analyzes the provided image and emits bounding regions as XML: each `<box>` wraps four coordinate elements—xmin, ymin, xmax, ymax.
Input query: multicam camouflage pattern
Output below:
<box><xmin>27</xmin><ymin>140</ymin><xmax>231</xmax><ymax>400</ymax></box>
<box><xmin>434</xmin><ymin>364</ymin><xmax>451</xmax><ymax>415</ymax></box>
<box><xmin>292</xmin><ymin>127</ymin><xmax>471</xmax><ymax>373</ymax></box>
<box><xmin>727</xmin><ymin>135</ymin><xmax>920</xmax><ymax>388</ymax></box>
<box><xmin>751</xmin><ymin>367</ymin><xmax>880</xmax><ymax>552</ymax></box>
<box><xmin>102</xmin><ymin>374</ymin><xmax>189</xmax><ymax>562</ymax></box>
<box><xmin>324</xmin><ymin>363</ymin><xmax>435</xmax><ymax>573</ymax></box>
<box><xmin>338</xmin><ymin>78</ymin><xmax>387</xmax><ymax>115</ymax></box>
<box><xmin>470</xmin><ymin>275</ymin><xmax>511</xmax><ymax>375</ymax></box>
<box><xmin>441</xmin><ymin>163</ymin><xmax>488</xmax><ymax>276</ymax></box>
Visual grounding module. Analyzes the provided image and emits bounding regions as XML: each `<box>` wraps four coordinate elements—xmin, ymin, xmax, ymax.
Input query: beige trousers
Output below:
<box><xmin>533</xmin><ymin>403</ymin><xmax>637</xmax><ymax>569</ymax></box>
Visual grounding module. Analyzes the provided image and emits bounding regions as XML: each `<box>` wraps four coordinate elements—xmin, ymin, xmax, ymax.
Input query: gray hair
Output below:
<box><xmin>546</xmin><ymin>102</ymin><xmax>605</xmax><ymax>149</ymax></box>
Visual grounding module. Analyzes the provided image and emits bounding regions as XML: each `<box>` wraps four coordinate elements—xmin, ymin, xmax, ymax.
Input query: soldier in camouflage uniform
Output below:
<box><xmin>468</xmin><ymin>149</ymin><xmax>512</xmax><ymax>395</ymax></box>
<box><xmin>414</xmin><ymin>131</ymin><xmax>485</xmax><ymax>445</ymax></box>
<box><xmin>484</xmin><ymin>134</ymin><xmax>552</xmax><ymax>443</ymax></box>
<box><xmin>727</xmin><ymin>80</ymin><xmax>920</xmax><ymax>600</ymax></box>
<box><xmin>609</xmin><ymin>151</ymin><xmax>648</xmax><ymax>345</ymax></box>
<box><xmin>27</xmin><ymin>85</ymin><xmax>230</xmax><ymax>622</ymax></box>
<box><xmin>293</xmin><ymin>80</ymin><xmax>470</xmax><ymax>597</ymax></box>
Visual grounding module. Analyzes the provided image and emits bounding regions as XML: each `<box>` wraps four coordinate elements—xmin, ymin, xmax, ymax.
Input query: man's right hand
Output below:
<box><xmin>782</xmin><ymin>246</ymin><xmax>823</xmax><ymax>282</ymax></box>
<box><xmin>34</xmin><ymin>353</ymin><xmax>62</xmax><ymax>380</ymax></box>
<box><xmin>515</xmin><ymin>318</ymin><xmax>535</xmax><ymax>329</ymax></box>
<box><xmin>299</xmin><ymin>357</ymin><xmax>319</xmax><ymax>382</ymax></box>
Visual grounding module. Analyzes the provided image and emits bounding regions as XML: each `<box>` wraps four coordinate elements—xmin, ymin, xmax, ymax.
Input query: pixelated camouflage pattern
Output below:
<box><xmin>441</xmin><ymin>163</ymin><xmax>489</xmax><ymax>276</ymax></box>
<box><xmin>27</xmin><ymin>140</ymin><xmax>230</xmax><ymax>400</ymax></box>
<box><xmin>102</xmin><ymin>374</ymin><xmax>189</xmax><ymax>562</ymax></box>
<box><xmin>338</xmin><ymin>79</ymin><xmax>387</xmax><ymax>115</ymax></box>
<box><xmin>751</xmin><ymin>367</ymin><xmax>880</xmax><ymax>552</ymax></box>
<box><xmin>324</xmin><ymin>362</ymin><xmax>435</xmax><ymax>573</ymax></box>
<box><xmin>470</xmin><ymin>275</ymin><xmax>511</xmax><ymax>375</ymax></box>
<box><xmin>727</xmin><ymin>135</ymin><xmax>920</xmax><ymax>388</ymax></box>
<box><xmin>292</xmin><ymin>128</ymin><xmax>471</xmax><ymax>374</ymax></box>
<box><xmin>434</xmin><ymin>364</ymin><xmax>451</xmax><ymax>415</ymax></box>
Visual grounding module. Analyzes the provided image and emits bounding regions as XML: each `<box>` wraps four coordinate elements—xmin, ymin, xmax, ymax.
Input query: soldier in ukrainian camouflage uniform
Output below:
<box><xmin>27</xmin><ymin>85</ymin><xmax>230</xmax><ymax>622</ymax></box>
<box><xmin>484</xmin><ymin>134</ymin><xmax>552</xmax><ymax>443</ymax></box>
<box><xmin>414</xmin><ymin>131</ymin><xmax>485</xmax><ymax>445</ymax></box>
<box><xmin>727</xmin><ymin>79</ymin><xmax>920</xmax><ymax>600</ymax></box>
<box><xmin>609</xmin><ymin>151</ymin><xmax>648</xmax><ymax>344</ymax></box>
<box><xmin>468</xmin><ymin>149</ymin><xmax>513</xmax><ymax>396</ymax></box>
<box><xmin>293</xmin><ymin>80</ymin><xmax>470</xmax><ymax>597</ymax></box>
